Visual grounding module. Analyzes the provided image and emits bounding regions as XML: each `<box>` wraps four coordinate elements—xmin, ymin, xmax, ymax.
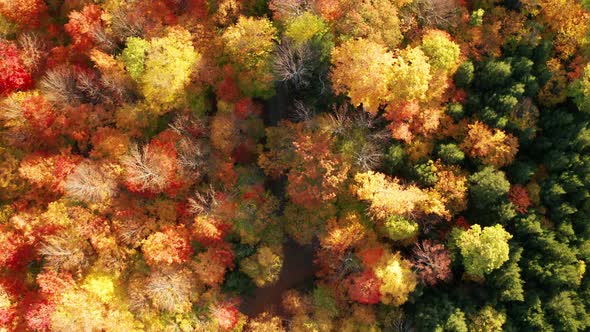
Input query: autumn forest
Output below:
<box><xmin>0</xmin><ymin>0</ymin><xmax>590</xmax><ymax>331</ymax></box>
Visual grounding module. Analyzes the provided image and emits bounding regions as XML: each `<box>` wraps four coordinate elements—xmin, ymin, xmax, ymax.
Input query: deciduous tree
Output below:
<box><xmin>331</xmin><ymin>38</ymin><xmax>394</xmax><ymax>115</ymax></box>
<box><xmin>454</xmin><ymin>224</ymin><xmax>512</xmax><ymax>279</ymax></box>
<box><xmin>462</xmin><ymin>121</ymin><xmax>518</xmax><ymax>168</ymax></box>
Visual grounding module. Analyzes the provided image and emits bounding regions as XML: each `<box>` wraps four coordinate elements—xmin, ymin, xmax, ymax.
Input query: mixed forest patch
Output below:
<box><xmin>0</xmin><ymin>0</ymin><xmax>590</xmax><ymax>331</ymax></box>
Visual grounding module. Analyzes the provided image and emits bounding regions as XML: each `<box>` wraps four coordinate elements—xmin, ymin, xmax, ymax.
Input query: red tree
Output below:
<box><xmin>64</xmin><ymin>4</ymin><xmax>103</xmax><ymax>51</ymax></box>
<box><xmin>347</xmin><ymin>270</ymin><xmax>382</xmax><ymax>304</ymax></box>
<box><xmin>0</xmin><ymin>42</ymin><xmax>33</xmax><ymax>95</ymax></box>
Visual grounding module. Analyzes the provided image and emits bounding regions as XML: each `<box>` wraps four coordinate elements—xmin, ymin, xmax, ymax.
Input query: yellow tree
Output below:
<box><xmin>373</xmin><ymin>251</ymin><xmax>418</xmax><ymax>306</ymax></box>
<box><xmin>352</xmin><ymin>171</ymin><xmax>449</xmax><ymax>220</ymax></box>
<box><xmin>331</xmin><ymin>38</ymin><xmax>394</xmax><ymax>115</ymax></box>
<box><xmin>222</xmin><ymin>16</ymin><xmax>278</xmax><ymax>98</ymax></box>
<box><xmin>388</xmin><ymin>47</ymin><xmax>432</xmax><ymax>104</ymax></box>
<box><xmin>120</xmin><ymin>27</ymin><xmax>201</xmax><ymax>113</ymax></box>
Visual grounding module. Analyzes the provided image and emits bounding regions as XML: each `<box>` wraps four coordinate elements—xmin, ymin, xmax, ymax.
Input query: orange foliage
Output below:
<box><xmin>353</xmin><ymin>171</ymin><xmax>449</xmax><ymax>220</ymax></box>
<box><xmin>19</xmin><ymin>150</ymin><xmax>83</xmax><ymax>194</ymax></box>
<box><xmin>385</xmin><ymin>102</ymin><xmax>443</xmax><ymax>142</ymax></box>
<box><xmin>193</xmin><ymin>215</ymin><xmax>231</xmax><ymax>245</ymax></box>
<box><xmin>434</xmin><ymin>164</ymin><xmax>468</xmax><ymax>215</ymax></box>
<box><xmin>0</xmin><ymin>0</ymin><xmax>47</xmax><ymax>28</ymax></box>
<box><xmin>193</xmin><ymin>245</ymin><xmax>235</xmax><ymax>286</ymax></box>
<box><xmin>142</xmin><ymin>225</ymin><xmax>193</xmax><ymax>266</ymax></box>
<box><xmin>287</xmin><ymin>131</ymin><xmax>349</xmax><ymax>207</ymax></box>
<box><xmin>461</xmin><ymin>121</ymin><xmax>519</xmax><ymax>168</ymax></box>
<box><xmin>321</xmin><ymin>212</ymin><xmax>366</xmax><ymax>254</ymax></box>
<box><xmin>64</xmin><ymin>4</ymin><xmax>103</xmax><ymax>51</ymax></box>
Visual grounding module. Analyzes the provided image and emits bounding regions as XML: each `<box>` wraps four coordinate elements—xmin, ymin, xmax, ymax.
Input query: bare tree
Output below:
<box><xmin>412</xmin><ymin>240</ymin><xmax>453</xmax><ymax>286</ymax></box>
<box><xmin>273</xmin><ymin>41</ymin><xmax>313</xmax><ymax>88</ymax></box>
<box><xmin>145</xmin><ymin>268</ymin><xmax>196</xmax><ymax>313</ymax></box>
<box><xmin>289</xmin><ymin>100</ymin><xmax>315</xmax><ymax>123</ymax></box>
<box><xmin>17</xmin><ymin>33</ymin><xmax>46</xmax><ymax>73</ymax></box>
<box><xmin>121</xmin><ymin>144</ymin><xmax>169</xmax><ymax>193</ymax></box>
<box><xmin>39</xmin><ymin>232</ymin><xmax>92</xmax><ymax>273</ymax></box>
<box><xmin>269</xmin><ymin>0</ymin><xmax>312</xmax><ymax>19</ymax></box>
<box><xmin>40</xmin><ymin>68</ymin><xmax>82</xmax><ymax>107</ymax></box>
<box><xmin>109</xmin><ymin>8</ymin><xmax>144</xmax><ymax>42</ymax></box>
<box><xmin>403</xmin><ymin>0</ymin><xmax>461</xmax><ymax>29</ymax></box>
<box><xmin>64</xmin><ymin>162</ymin><xmax>118</xmax><ymax>203</ymax></box>
<box><xmin>187</xmin><ymin>185</ymin><xmax>218</xmax><ymax>215</ymax></box>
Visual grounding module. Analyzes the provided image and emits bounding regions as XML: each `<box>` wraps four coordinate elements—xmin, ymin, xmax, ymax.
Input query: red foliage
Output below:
<box><xmin>19</xmin><ymin>293</ymin><xmax>54</xmax><ymax>332</ymax></box>
<box><xmin>0</xmin><ymin>0</ymin><xmax>47</xmax><ymax>28</ymax></box>
<box><xmin>347</xmin><ymin>270</ymin><xmax>382</xmax><ymax>304</ymax></box>
<box><xmin>64</xmin><ymin>4</ymin><xmax>103</xmax><ymax>51</ymax></box>
<box><xmin>142</xmin><ymin>225</ymin><xmax>194</xmax><ymax>266</ymax></box>
<box><xmin>0</xmin><ymin>42</ymin><xmax>33</xmax><ymax>95</ymax></box>
<box><xmin>0</xmin><ymin>228</ymin><xmax>35</xmax><ymax>270</ymax></box>
<box><xmin>186</xmin><ymin>0</ymin><xmax>209</xmax><ymax>20</ymax></box>
<box><xmin>508</xmin><ymin>185</ymin><xmax>532</xmax><ymax>214</ymax></box>
<box><xmin>455</xmin><ymin>216</ymin><xmax>471</xmax><ymax>230</ymax></box>
<box><xmin>235</xmin><ymin>98</ymin><xmax>262</xmax><ymax>119</ymax></box>
<box><xmin>125</xmin><ymin>0</ymin><xmax>177</xmax><ymax>37</ymax></box>
<box><xmin>412</xmin><ymin>240</ymin><xmax>452</xmax><ymax>286</ymax></box>
<box><xmin>232</xmin><ymin>140</ymin><xmax>258</xmax><ymax>164</ymax></box>
<box><xmin>217</xmin><ymin>66</ymin><xmax>241</xmax><ymax>103</ymax></box>
<box><xmin>212</xmin><ymin>300</ymin><xmax>240</xmax><ymax>330</ymax></box>
<box><xmin>45</xmin><ymin>46</ymin><xmax>73</xmax><ymax>69</ymax></box>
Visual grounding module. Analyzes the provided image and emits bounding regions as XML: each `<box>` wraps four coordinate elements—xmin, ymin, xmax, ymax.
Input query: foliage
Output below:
<box><xmin>331</xmin><ymin>38</ymin><xmax>394</xmax><ymax>114</ymax></box>
<box><xmin>1</xmin><ymin>0</ymin><xmax>589</xmax><ymax>330</ymax></box>
<box><xmin>454</xmin><ymin>224</ymin><xmax>512</xmax><ymax>278</ymax></box>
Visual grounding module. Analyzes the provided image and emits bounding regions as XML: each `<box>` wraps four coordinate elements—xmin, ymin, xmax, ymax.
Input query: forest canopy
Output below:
<box><xmin>0</xmin><ymin>0</ymin><xmax>589</xmax><ymax>331</ymax></box>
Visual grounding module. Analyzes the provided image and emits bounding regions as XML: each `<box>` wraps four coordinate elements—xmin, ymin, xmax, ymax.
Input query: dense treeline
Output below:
<box><xmin>0</xmin><ymin>0</ymin><xmax>589</xmax><ymax>331</ymax></box>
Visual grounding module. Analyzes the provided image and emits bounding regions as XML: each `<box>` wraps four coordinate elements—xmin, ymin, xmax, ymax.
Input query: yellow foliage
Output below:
<box><xmin>139</xmin><ymin>27</ymin><xmax>201</xmax><ymax>112</ymax></box>
<box><xmin>374</xmin><ymin>252</ymin><xmax>418</xmax><ymax>306</ymax></box>
<box><xmin>353</xmin><ymin>171</ymin><xmax>449</xmax><ymax>220</ymax></box>
<box><xmin>82</xmin><ymin>273</ymin><xmax>116</xmax><ymax>303</ymax></box>
<box><xmin>331</xmin><ymin>38</ymin><xmax>394</xmax><ymax>115</ymax></box>
<box><xmin>388</xmin><ymin>47</ymin><xmax>432</xmax><ymax>104</ymax></box>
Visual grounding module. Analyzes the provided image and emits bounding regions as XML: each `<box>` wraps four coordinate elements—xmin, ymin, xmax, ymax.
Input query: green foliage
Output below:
<box><xmin>414</xmin><ymin>160</ymin><xmax>439</xmax><ymax>186</ymax></box>
<box><xmin>222</xmin><ymin>270</ymin><xmax>256</xmax><ymax>296</ymax></box>
<box><xmin>478</xmin><ymin>60</ymin><xmax>512</xmax><ymax>91</ymax></box>
<box><xmin>121</xmin><ymin>37</ymin><xmax>149</xmax><ymax>81</ymax></box>
<box><xmin>313</xmin><ymin>286</ymin><xmax>339</xmax><ymax>317</ymax></box>
<box><xmin>469</xmin><ymin>167</ymin><xmax>511</xmax><ymax>209</ymax></box>
<box><xmin>446</xmin><ymin>103</ymin><xmax>464</xmax><ymax>121</ymax></box>
<box><xmin>385</xmin><ymin>143</ymin><xmax>406</xmax><ymax>174</ymax></box>
<box><xmin>437</xmin><ymin>143</ymin><xmax>465</xmax><ymax>164</ymax></box>
<box><xmin>380</xmin><ymin>215</ymin><xmax>419</xmax><ymax>242</ymax></box>
<box><xmin>454</xmin><ymin>61</ymin><xmax>474</xmax><ymax>88</ymax></box>
<box><xmin>469</xmin><ymin>9</ymin><xmax>485</xmax><ymax>26</ymax></box>
<box><xmin>421</xmin><ymin>31</ymin><xmax>461</xmax><ymax>73</ymax></box>
<box><xmin>455</xmin><ymin>224</ymin><xmax>512</xmax><ymax>278</ymax></box>
<box><xmin>284</xmin><ymin>12</ymin><xmax>328</xmax><ymax>47</ymax></box>
<box><xmin>569</xmin><ymin>64</ymin><xmax>590</xmax><ymax>114</ymax></box>
<box><xmin>487</xmin><ymin>247</ymin><xmax>525</xmax><ymax>302</ymax></box>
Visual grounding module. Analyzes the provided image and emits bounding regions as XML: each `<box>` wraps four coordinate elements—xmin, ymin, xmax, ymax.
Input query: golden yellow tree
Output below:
<box><xmin>331</xmin><ymin>38</ymin><xmax>394</xmax><ymax>115</ymax></box>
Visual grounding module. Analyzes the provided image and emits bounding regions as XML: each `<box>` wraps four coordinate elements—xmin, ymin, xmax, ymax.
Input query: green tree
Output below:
<box><xmin>468</xmin><ymin>167</ymin><xmax>510</xmax><ymax>209</ymax></box>
<box><xmin>455</xmin><ymin>224</ymin><xmax>512</xmax><ymax>278</ymax></box>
